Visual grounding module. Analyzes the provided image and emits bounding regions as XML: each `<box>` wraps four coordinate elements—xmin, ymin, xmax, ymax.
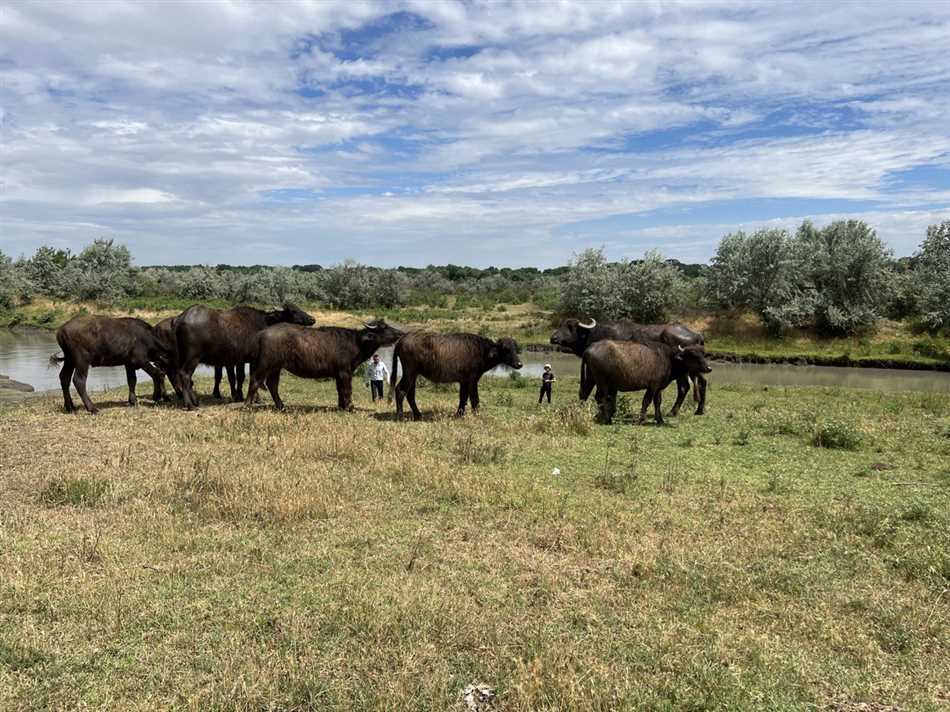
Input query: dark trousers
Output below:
<box><xmin>370</xmin><ymin>380</ymin><xmax>384</xmax><ymax>401</ymax></box>
<box><xmin>539</xmin><ymin>382</ymin><xmax>552</xmax><ymax>403</ymax></box>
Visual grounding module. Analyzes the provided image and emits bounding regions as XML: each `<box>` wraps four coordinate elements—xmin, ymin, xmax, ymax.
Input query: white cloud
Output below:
<box><xmin>2</xmin><ymin>1</ymin><xmax>950</xmax><ymax>265</ymax></box>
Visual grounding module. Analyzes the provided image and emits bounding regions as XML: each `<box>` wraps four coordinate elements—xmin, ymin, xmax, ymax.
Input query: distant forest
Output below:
<box><xmin>2</xmin><ymin>218</ymin><xmax>948</xmax><ymax>335</ymax></box>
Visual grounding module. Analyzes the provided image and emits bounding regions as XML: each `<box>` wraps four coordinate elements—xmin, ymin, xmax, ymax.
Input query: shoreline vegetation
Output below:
<box><xmin>2</xmin><ymin>375</ymin><xmax>948</xmax><ymax>709</ymax></box>
<box><xmin>3</xmin><ymin>297</ymin><xmax>949</xmax><ymax>373</ymax></box>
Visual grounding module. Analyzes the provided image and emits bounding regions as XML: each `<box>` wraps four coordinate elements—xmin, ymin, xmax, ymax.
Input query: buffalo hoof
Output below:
<box><xmin>88</xmin><ymin>408</ymin><xmax>100</xmax><ymax>415</ymax></box>
<box><xmin>212</xmin><ymin>392</ymin><xmax>223</xmax><ymax>400</ymax></box>
<box><xmin>694</xmin><ymin>409</ymin><xmax>705</xmax><ymax>416</ymax></box>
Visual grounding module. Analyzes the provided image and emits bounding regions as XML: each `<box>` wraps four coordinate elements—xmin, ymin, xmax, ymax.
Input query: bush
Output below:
<box><xmin>558</xmin><ymin>247</ymin><xmax>684</xmax><ymax>322</ymax></box>
<box><xmin>0</xmin><ymin>250</ymin><xmax>24</xmax><ymax>310</ymax></box>
<box><xmin>797</xmin><ymin>220</ymin><xmax>894</xmax><ymax>336</ymax></box>
<box><xmin>911</xmin><ymin>220</ymin><xmax>950</xmax><ymax>332</ymax></box>
<box><xmin>708</xmin><ymin>228</ymin><xmax>812</xmax><ymax>335</ymax></box>
<box><xmin>811</xmin><ymin>420</ymin><xmax>862</xmax><ymax>450</ymax></box>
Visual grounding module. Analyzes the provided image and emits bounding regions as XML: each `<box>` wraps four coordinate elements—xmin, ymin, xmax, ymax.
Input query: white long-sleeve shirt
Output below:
<box><xmin>366</xmin><ymin>360</ymin><xmax>389</xmax><ymax>382</ymax></box>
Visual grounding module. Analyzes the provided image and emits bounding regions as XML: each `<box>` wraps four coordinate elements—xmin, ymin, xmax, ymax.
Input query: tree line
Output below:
<box><xmin>1</xmin><ymin>218</ymin><xmax>948</xmax><ymax>334</ymax></box>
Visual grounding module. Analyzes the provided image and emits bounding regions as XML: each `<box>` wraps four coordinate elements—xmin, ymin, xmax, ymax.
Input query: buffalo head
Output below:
<box><xmin>362</xmin><ymin>318</ymin><xmax>403</xmax><ymax>346</ymax></box>
<box><xmin>673</xmin><ymin>344</ymin><xmax>712</xmax><ymax>375</ymax></box>
<box><xmin>492</xmin><ymin>336</ymin><xmax>523</xmax><ymax>370</ymax></box>
<box><xmin>549</xmin><ymin>318</ymin><xmax>596</xmax><ymax>354</ymax></box>
<box><xmin>270</xmin><ymin>303</ymin><xmax>316</xmax><ymax>327</ymax></box>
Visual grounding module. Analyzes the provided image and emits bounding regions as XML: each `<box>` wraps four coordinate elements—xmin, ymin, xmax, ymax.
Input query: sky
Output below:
<box><xmin>2</xmin><ymin>1</ymin><xmax>950</xmax><ymax>268</ymax></box>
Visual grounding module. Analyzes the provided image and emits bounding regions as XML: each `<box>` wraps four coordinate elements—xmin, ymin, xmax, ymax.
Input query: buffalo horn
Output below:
<box><xmin>578</xmin><ymin>318</ymin><xmax>596</xmax><ymax>329</ymax></box>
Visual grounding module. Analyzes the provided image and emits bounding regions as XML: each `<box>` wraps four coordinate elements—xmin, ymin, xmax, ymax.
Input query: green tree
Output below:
<box><xmin>618</xmin><ymin>250</ymin><xmax>685</xmax><ymax>323</ymax></box>
<box><xmin>558</xmin><ymin>248</ymin><xmax>624</xmax><ymax>319</ymax></box>
<box><xmin>0</xmin><ymin>250</ymin><xmax>24</xmax><ymax>309</ymax></box>
<box><xmin>69</xmin><ymin>239</ymin><xmax>137</xmax><ymax>302</ymax></box>
<box><xmin>795</xmin><ymin>220</ymin><xmax>894</xmax><ymax>336</ymax></box>
<box><xmin>913</xmin><ymin>219</ymin><xmax>950</xmax><ymax>331</ymax></box>
<box><xmin>26</xmin><ymin>246</ymin><xmax>73</xmax><ymax>298</ymax></box>
<box><xmin>558</xmin><ymin>247</ymin><xmax>684</xmax><ymax>322</ymax></box>
<box><xmin>708</xmin><ymin>228</ymin><xmax>813</xmax><ymax>335</ymax></box>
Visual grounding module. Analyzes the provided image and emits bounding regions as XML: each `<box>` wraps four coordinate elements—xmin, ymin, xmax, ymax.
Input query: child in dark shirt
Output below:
<box><xmin>539</xmin><ymin>364</ymin><xmax>555</xmax><ymax>404</ymax></box>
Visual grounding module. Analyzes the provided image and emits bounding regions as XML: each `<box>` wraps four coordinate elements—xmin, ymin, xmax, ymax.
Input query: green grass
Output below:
<box><xmin>1</xmin><ymin>375</ymin><xmax>948</xmax><ymax>710</ymax></box>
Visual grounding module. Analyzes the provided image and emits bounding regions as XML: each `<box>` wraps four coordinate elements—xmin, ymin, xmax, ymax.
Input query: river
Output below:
<box><xmin>2</xmin><ymin>329</ymin><xmax>950</xmax><ymax>394</ymax></box>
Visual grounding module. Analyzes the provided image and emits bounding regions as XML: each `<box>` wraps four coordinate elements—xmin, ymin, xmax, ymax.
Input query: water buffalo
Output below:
<box><xmin>579</xmin><ymin>340</ymin><xmax>712</xmax><ymax>425</ymax></box>
<box><xmin>244</xmin><ymin>319</ymin><xmax>402</xmax><ymax>411</ymax></box>
<box><xmin>52</xmin><ymin>314</ymin><xmax>173</xmax><ymax>414</ymax></box>
<box><xmin>390</xmin><ymin>332</ymin><xmax>523</xmax><ymax>420</ymax></box>
<box><xmin>551</xmin><ymin>318</ymin><xmax>708</xmax><ymax>415</ymax></box>
<box><xmin>175</xmin><ymin>304</ymin><xmax>315</xmax><ymax>409</ymax></box>
<box><xmin>155</xmin><ymin>316</ymin><xmax>244</xmax><ymax>402</ymax></box>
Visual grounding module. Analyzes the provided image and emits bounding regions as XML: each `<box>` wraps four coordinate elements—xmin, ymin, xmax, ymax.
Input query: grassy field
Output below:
<box><xmin>1</xmin><ymin>374</ymin><xmax>948</xmax><ymax>710</ymax></box>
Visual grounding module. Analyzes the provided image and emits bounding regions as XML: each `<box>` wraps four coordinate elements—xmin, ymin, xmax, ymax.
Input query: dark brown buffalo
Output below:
<box><xmin>579</xmin><ymin>340</ymin><xmax>712</xmax><ymax>425</ymax></box>
<box><xmin>390</xmin><ymin>332</ymin><xmax>523</xmax><ymax>420</ymax></box>
<box><xmin>52</xmin><ymin>314</ymin><xmax>173</xmax><ymax>414</ymax></box>
<box><xmin>245</xmin><ymin>319</ymin><xmax>402</xmax><ymax>411</ymax></box>
<box><xmin>551</xmin><ymin>317</ymin><xmax>708</xmax><ymax>415</ymax></box>
<box><xmin>175</xmin><ymin>304</ymin><xmax>315</xmax><ymax>409</ymax></box>
<box><xmin>155</xmin><ymin>316</ymin><xmax>244</xmax><ymax>402</ymax></box>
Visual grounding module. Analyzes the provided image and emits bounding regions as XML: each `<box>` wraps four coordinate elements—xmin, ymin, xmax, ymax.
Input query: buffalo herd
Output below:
<box><xmin>52</xmin><ymin>305</ymin><xmax>712</xmax><ymax>424</ymax></box>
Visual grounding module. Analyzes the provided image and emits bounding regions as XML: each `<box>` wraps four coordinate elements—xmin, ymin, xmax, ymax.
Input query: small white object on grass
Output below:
<box><xmin>460</xmin><ymin>683</ymin><xmax>497</xmax><ymax>711</ymax></box>
<box><xmin>551</xmin><ymin>467</ymin><xmax>561</xmax><ymax>476</ymax></box>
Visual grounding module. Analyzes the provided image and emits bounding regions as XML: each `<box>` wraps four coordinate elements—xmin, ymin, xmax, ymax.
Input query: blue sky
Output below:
<box><xmin>2</xmin><ymin>1</ymin><xmax>949</xmax><ymax>267</ymax></box>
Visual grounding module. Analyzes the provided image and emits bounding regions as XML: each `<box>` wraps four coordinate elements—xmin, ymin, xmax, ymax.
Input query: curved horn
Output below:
<box><xmin>678</xmin><ymin>344</ymin><xmax>685</xmax><ymax>351</ymax></box>
<box><xmin>578</xmin><ymin>318</ymin><xmax>596</xmax><ymax>329</ymax></box>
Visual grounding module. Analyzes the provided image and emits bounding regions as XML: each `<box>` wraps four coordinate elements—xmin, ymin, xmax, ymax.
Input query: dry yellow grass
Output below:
<box><xmin>1</xmin><ymin>375</ymin><xmax>948</xmax><ymax>710</ymax></box>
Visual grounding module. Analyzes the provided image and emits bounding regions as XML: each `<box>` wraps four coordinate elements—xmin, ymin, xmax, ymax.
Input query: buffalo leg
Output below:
<box><xmin>395</xmin><ymin>375</ymin><xmax>408</xmax><ymax>417</ymax></box>
<box><xmin>455</xmin><ymin>381</ymin><xmax>470</xmax><ymax>417</ymax></box>
<box><xmin>140</xmin><ymin>362</ymin><xmax>164</xmax><ymax>402</ymax></box>
<box><xmin>72</xmin><ymin>364</ymin><xmax>98</xmax><ymax>414</ymax></box>
<box><xmin>469</xmin><ymin>378</ymin><xmax>481</xmax><ymax>414</ymax></box>
<box><xmin>125</xmin><ymin>365</ymin><xmax>138</xmax><ymax>406</ymax></box>
<box><xmin>179</xmin><ymin>358</ymin><xmax>200</xmax><ymax>409</ymax></box>
<box><xmin>336</xmin><ymin>373</ymin><xmax>353</xmax><ymax>411</ymax></box>
<box><xmin>594</xmin><ymin>387</ymin><xmax>608</xmax><ymax>423</ymax></box>
<box><xmin>695</xmin><ymin>375</ymin><xmax>707</xmax><ymax>415</ymax></box>
<box><xmin>670</xmin><ymin>374</ymin><xmax>689</xmax><ymax>417</ymax></box>
<box><xmin>212</xmin><ymin>366</ymin><xmax>224</xmax><ymax>399</ymax></box>
<box><xmin>59</xmin><ymin>356</ymin><xmax>76</xmax><ymax>413</ymax></box>
<box><xmin>637</xmin><ymin>390</ymin><xmax>652</xmax><ymax>425</ymax></box>
<box><xmin>653</xmin><ymin>388</ymin><xmax>664</xmax><ymax>425</ymax></box>
<box><xmin>235</xmin><ymin>363</ymin><xmax>247</xmax><ymax>402</ymax></box>
<box><xmin>406</xmin><ymin>378</ymin><xmax>422</xmax><ymax>421</ymax></box>
<box><xmin>266</xmin><ymin>371</ymin><xmax>283</xmax><ymax>410</ymax></box>
<box><xmin>244</xmin><ymin>369</ymin><xmax>264</xmax><ymax>408</ymax></box>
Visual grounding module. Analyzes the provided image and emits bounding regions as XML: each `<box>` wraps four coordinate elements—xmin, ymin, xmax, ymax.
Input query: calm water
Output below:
<box><xmin>0</xmin><ymin>330</ymin><xmax>214</xmax><ymax>393</ymax></box>
<box><xmin>3</xmin><ymin>330</ymin><xmax>950</xmax><ymax>394</ymax></box>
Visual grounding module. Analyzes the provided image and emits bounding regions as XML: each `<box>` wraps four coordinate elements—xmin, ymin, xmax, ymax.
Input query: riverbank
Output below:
<box><xmin>1</xmin><ymin>375</ymin><xmax>948</xmax><ymax>710</ymax></box>
<box><xmin>0</xmin><ymin>373</ymin><xmax>34</xmax><ymax>403</ymax></box>
<box><xmin>4</xmin><ymin>299</ymin><xmax>948</xmax><ymax>371</ymax></box>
